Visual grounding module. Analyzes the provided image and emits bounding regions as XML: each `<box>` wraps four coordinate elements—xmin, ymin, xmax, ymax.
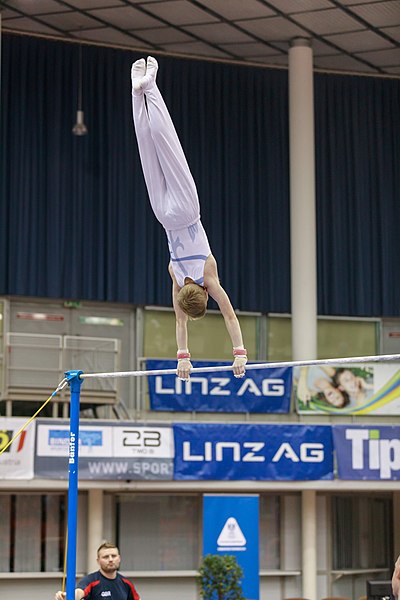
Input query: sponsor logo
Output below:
<box><xmin>217</xmin><ymin>517</ymin><xmax>246</xmax><ymax>551</ymax></box>
<box><xmin>183</xmin><ymin>441</ymin><xmax>265</xmax><ymax>462</ymax></box>
<box><xmin>345</xmin><ymin>428</ymin><xmax>400</xmax><ymax>479</ymax></box>
<box><xmin>0</xmin><ymin>430</ymin><xmax>27</xmax><ymax>453</ymax></box>
<box><xmin>122</xmin><ymin>429</ymin><xmax>162</xmax><ymax>449</ymax></box>
<box><xmin>69</xmin><ymin>432</ymin><xmax>76</xmax><ymax>464</ymax></box>
<box><xmin>182</xmin><ymin>441</ymin><xmax>324</xmax><ymax>463</ymax></box>
<box><xmin>155</xmin><ymin>376</ymin><xmax>286</xmax><ymax>397</ymax></box>
<box><xmin>101</xmin><ymin>592</ymin><xmax>111</xmax><ymax>597</ymax></box>
<box><xmin>114</xmin><ymin>427</ymin><xmax>173</xmax><ymax>458</ymax></box>
<box><xmin>272</xmin><ymin>442</ymin><xmax>324</xmax><ymax>463</ymax></box>
<box><xmin>48</xmin><ymin>429</ymin><xmax>103</xmax><ymax>447</ymax></box>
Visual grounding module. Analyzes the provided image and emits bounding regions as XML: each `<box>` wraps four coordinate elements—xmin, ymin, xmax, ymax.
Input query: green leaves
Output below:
<box><xmin>198</xmin><ymin>554</ymin><xmax>245</xmax><ymax>600</ymax></box>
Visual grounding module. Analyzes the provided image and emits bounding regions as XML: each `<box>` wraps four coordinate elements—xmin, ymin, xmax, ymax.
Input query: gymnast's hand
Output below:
<box><xmin>54</xmin><ymin>592</ymin><xmax>66</xmax><ymax>600</ymax></box>
<box><xmin>177</xmin><ymin>351</ymin><xmax>192</xmax><ymax>381</ymax></box>
<box><xmin>232</xmin><ymin>348</ymin><xmax>247</xmax><ymax>378</ymax></box>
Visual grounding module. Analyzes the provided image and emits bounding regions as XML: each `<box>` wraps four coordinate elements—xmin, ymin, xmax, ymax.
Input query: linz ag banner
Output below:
<box><xmin>173</xmin><ymin>423</ymin><xmax>333</xmax><ymax>480</ymax></box>
<box><xmin>34</xmin><ymin>419</ymin><xmax>174</xmax><ymax>480</ymax></box>
<box><xmin>147</xmin><ymin>359</ymin><xmax>292</xmax><ymax>413</ymax></box>
<box><xmin>333</xmin><ymin>425</ymin><xmax>400</xmax><ymax>480</ymax></box>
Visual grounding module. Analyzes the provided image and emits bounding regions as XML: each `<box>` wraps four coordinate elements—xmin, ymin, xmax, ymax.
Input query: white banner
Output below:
<box><xmin>34</xmin><ymin>420</ymin><xmax>174</xmax><ymax>480</ymax></box>
<box><xmin>113</xmin><ymin>425</ymin><xmax>174</xmax><ymax>458</ymax></box>
<box><xmin>294</xmin><ymin>363</ymin><xmax>400</xmax><ymax>415</ymax></box>
<box><xmin>0</xmin><ymin>418</ymin><xmax>35</xmax><ymax>479</ymax></box>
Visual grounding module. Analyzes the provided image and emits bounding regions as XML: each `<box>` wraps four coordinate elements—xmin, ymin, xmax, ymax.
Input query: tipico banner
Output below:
<box><xmin>333</xmin><ymin>425</ymin><xmax>400</xmax><ymax>480</ymax></box>
<box><xmin>34</xmin><ymin>419</ymin><xmax>174</xmax><ymax>480</ymax></box>
<box><xmin>173</xmin><ymin>423</ymin><xmax>333</xmax><ymax>480</ymax></box>
<box><xmin>0</xmin><ymin>418</ymin><xmax>35</xmax><ymax>479</ymax></box>
<box><xmin>203</xmin><ymin>495</ymin><xmax>259</xmax><ymax>600</ymax></box>
<box><xmin>146</xmin><ymin>359</ymin><xmax>292</xmax><ymax>413</ymax></box>
<box><xmin>293</xmin><ymin>363</ymin><xmax>400</xmax><ymax>415</ymax></box>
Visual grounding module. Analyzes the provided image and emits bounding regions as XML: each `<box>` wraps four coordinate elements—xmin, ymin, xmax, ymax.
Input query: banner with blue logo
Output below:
<box><xmin>34</xmin><ymin>419</ymin><xmax>174</xmax><ymax>480</ymax></box>
<box><xmin>333</xmin><ymin>425</ymin><xmax>400</xmax><ymax>480</ymax></box>
<box><xmin>174</xmin><ymin>423</ymin><xmax>333</xmax><ymax>480</ymax></box>
<box><xmin>203</xmin><ymin>495</ymin><xmax>259</xmax><ymax>600</ymax></box>
<box><xmin>147</xmin><ymin>359</ymin><xmax>292</xmax><ymax>413</ymax></box>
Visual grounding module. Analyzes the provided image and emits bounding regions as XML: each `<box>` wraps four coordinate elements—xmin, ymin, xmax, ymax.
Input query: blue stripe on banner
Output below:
<box><xmin>173</xmin><ymin>423</ymin><xmax>334</xmax><ymax>480</ymax></box>
<box><xmin>147</xmin><ymin>360</ymin><xmax>292</xmax><ymax>413</ymax></box>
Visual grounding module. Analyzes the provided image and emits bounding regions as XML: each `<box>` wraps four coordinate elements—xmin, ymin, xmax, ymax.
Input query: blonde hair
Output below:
<box><xmin>97</xmin><ymin>542</ymin><xmax>119</xmax><ymax>556</ymax></box>
<box><xmin>177</xmin><ymin>283</ymin><xmax>207</xmax><ymax>319</ymax></box>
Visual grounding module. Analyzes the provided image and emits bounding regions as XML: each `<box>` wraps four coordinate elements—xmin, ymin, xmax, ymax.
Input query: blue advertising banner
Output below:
<box><xmin>174</xmin><ymin>423</ymin><xmax>333</xmax><ymax>480</ymax></box>
<box><xmin>147</xmin><ymin>359</ymin><xmax>292</xmax><ymax>413</ymax></box>
<box><xmin>203</xmin><ymin>495</ymin><xmax>259</xmax><ymax>600</ymax></box>
<box><xmin>333</xmin><ymin>425</ymin><xmax>400</xmax><ymax>480</ymax></box>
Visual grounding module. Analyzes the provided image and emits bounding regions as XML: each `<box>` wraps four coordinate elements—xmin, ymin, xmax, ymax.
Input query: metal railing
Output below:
<box><xmin>1</xmin><ymin>332</ymin><xmax>120</xmax><ymax>417</ymax></box>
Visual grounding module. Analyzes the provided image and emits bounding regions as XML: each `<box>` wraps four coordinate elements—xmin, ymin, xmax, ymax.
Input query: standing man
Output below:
<box><xmin>55</xmin><ymin>542</ymin><xmax>140</xmax><ymax>600</ymax></box>
<box><xmin>131</xmin><ymin>56</ymin><xmax>247</xmax><ymax>381</ymax></box>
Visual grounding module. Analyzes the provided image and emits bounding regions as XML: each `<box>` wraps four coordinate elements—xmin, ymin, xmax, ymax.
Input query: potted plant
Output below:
<box><xmin>198</xmin><ymin>553</ymin><xmax>245</xmax><ymax>600</ymax></box>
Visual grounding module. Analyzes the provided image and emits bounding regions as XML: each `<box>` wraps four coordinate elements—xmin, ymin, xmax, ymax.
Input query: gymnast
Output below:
<box><xmin>131</xmin><ymin>56</ymin><xmax>247</xmax><ymax>381</ymax></box>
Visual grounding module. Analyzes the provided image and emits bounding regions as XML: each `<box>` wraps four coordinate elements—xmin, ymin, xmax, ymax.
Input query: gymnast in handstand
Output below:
<box><xmin>131</xmin><ymin>56</ymin><xmax>247</xmax><ymax>381</ymax></box>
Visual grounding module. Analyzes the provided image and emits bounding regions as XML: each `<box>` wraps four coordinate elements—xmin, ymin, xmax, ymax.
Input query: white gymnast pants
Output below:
<box><xmin>132</xmin><ymin>82</ymin><xmax>200</xmax><ymax>231</ymax></box>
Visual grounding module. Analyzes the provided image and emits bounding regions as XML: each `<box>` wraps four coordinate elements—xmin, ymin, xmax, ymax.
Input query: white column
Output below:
<box><xmin>87</xmin><ymin>489</ymin><xmax>104</xmax><ymax>572</ymax></box>
<box><xmin>302</xmin><ymin>490</ymin><xmax>317</xmax><ymax>600</ymax></box>
<box><xmin>289</xmin><ymin>37</ymin><xmax>317</xmax><ymax>361</ymax></box>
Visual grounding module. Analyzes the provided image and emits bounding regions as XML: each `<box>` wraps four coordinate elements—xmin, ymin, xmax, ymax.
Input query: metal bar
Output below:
<box><xmin>79</xmin><ymin>353</ymin><xmax>400</xmax><ymax>380</ymax></box>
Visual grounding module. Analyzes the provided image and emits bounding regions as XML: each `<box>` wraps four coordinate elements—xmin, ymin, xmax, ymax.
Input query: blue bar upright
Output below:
<box><xmin>65</xmin><ymin>370</ymin><xmax>83</xmax><ymax>600</ymax></box>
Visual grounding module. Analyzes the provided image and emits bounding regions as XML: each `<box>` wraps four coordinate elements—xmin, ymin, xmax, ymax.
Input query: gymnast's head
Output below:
<box><xmin>177</xmin><ymin>281</ymin><xmax>208</xmax><ymax>320</ymax></box>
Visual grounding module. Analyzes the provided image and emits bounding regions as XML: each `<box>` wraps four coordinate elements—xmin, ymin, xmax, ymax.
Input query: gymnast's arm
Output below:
<box><xmin>204</xmin><ymin>255</ymin><xmax>247</xmax><ymax>378</ymax></box>
<box><xmin>169</xmin><ymin>264</ymin><xmax>192</xmax><ymax>380</ymax></box>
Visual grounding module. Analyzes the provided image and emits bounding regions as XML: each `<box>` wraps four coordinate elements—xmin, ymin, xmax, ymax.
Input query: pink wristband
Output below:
<box><xmin>233</xmin><ymin>348</ymin><xmax>247</xmax><ymax>357</ymax></box>
<box><xmin>177</xmin><ymin>351</ymin><xmax>191</xmax><ymax>359</ymax></box>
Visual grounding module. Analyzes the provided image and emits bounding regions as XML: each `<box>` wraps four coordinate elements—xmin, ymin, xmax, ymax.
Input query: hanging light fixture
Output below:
<box><xmin>72</xmin><ymin>43</ymin><xmax>88</xmax><ymax>136</ymax></box>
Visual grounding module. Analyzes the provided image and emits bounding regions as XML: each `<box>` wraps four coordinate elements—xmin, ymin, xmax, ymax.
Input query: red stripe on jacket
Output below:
<box><xmin>122</xmin><ymin>577</ymin><xmax>141</xmax><ymax>600</ymax></box>
<box><xmin>83</xmin><ymin>579</ymin><xmax>100</xmax><ymax>597</ymax></box>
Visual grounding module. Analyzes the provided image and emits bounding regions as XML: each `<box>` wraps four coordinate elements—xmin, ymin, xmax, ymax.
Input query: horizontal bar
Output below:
<box><xmin>79</xmin><ymin>353</ymin><xmax>400</xmax><ymax>380</ymax></box>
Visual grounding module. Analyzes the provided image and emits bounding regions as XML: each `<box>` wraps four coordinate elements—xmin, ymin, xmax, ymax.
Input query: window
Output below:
<box><xmin>332</xmin><ymin>494</ymin><xmax>393</xmax><ymax>570</ymax></box>
<box><xmin>143</xmin><ymin>309</ymin><xmax>259</xmax><ymax>359</ymax></box>
<box><xmin>259</xmin><ymin>495</ymin><xmax>281</xmax><ymax>569</ymax></box>
<box><xmin>0</xmin><ymin>493</ymin><xmax>65</xmax><ymax>572</ymax></box>
<box><xmin>117</xmin><ymin>494</ymin><xmax>199</xmax><ymax>571</ymax></box>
